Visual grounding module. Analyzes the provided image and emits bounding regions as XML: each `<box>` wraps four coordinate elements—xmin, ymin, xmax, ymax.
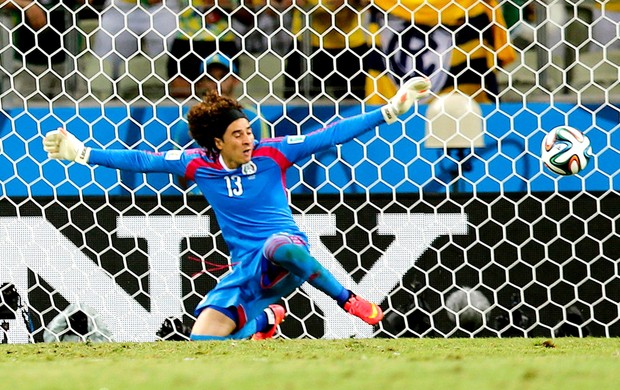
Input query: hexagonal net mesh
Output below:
<box><xmin>0</xmin><ymin>1</ymin><xmax>618</xmax><ymax>343</ymax></box>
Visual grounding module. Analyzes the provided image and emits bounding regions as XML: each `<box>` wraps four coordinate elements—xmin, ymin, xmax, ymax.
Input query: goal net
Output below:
<box><xmin>0</xmin><ymin>0</ymin><xmax>618</xmax><ymax>343</ymax></box>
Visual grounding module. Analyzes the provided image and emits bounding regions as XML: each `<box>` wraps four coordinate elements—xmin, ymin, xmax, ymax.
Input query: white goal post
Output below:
<box><xmin>0</xmin><ymin>0</ymin><xmax>618</xmax><ymax>342</ymax></box>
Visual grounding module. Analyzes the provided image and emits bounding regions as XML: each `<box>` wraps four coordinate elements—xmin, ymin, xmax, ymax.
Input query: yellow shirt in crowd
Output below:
<box><xmin>595</xmin><ymin>1</ymin><xmax>620</xmax><ymax>12</ymax></box>
<box><xmin>176</xmin><ymin>0</ymin><xmax>238</xmax><ymax>41</ymax></box>
<box><xmin>291</xmin><ymin>0</ymin><xmax>369</xmax><ymax>49</ymax></box>
<box><xmin>373</xmin><ymin>0</ymin><xmax>515</xmax><ymax>67</ymax></box>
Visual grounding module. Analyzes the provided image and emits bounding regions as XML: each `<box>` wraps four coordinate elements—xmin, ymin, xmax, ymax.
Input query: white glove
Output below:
<box><xmin>381</xmin><ymin>76</ymin><xmax>432</xmax><ymax>125</ymax></box>
<box><xmin>42</xmin><ymin>128</ymin><xmax>91</xmax><ymax>164</ymax></box>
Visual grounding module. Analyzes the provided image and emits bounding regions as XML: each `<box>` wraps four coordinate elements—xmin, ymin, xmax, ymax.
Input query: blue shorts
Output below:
<box><xmin>194</xmin><ymin>233</ymin><xmax>307</xmax><ymax>327</ymax></box>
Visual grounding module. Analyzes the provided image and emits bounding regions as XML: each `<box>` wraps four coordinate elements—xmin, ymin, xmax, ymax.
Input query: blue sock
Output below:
<box><xmin>272</xmin><ymin>244</ymin><xmax>350</xmax><ymax>304</ymax></box>
<box><xmin>335</xmin><ymin>289</ymin><xmax>353</xmax><ymax>307</ymax></box>
<box><xmin>254</xmin><ymin>311</ymin><xmax>269</xmax><ymax>333</ymax></box>
<box><xmin>190</xmin><ymin>334</ymin><xmax>227</xmax><ymax>341</ymax></box>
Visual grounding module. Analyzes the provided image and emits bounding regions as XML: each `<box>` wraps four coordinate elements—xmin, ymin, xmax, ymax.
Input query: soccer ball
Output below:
<box><xmin>541</xmin><ymin>126</ymin><xmax>593</xmax><ymax>175</ymax></box>
<box><xmin>445</xmin><ymin>287</ymin><xmax>491</xmax><ymax>331</ymax></box>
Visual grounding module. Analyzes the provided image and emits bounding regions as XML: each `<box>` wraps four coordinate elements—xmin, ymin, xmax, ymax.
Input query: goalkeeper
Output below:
<box><xmin>42</xmin><ymin>77</ymin><xmax>431</xmax><ymax>340</ymax></box>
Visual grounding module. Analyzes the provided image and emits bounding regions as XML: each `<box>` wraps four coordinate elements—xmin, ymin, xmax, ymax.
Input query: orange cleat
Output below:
<box><xmin>344</xmin><ymin>295</ymin><xmax>384</xmax><ymax>325</ymax></box>
<box><xmin>251</xmin><ymin>304</ymin><xmax>286</xmax><ymax>340</ymax></box>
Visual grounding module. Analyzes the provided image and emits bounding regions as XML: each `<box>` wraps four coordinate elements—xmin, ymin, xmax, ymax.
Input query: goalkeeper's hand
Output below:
<box><xmin>381</xmin><ymin>76</ymin><xmax>431</xmax><ymax>125</ymax></box>
<box><xmin>42</xmin><ymin>128</ymin><xmax>91</xmax><ymax>164</ymax></box>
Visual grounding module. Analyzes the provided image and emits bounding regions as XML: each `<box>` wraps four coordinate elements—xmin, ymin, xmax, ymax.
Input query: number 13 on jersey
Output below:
<box><xmin>224</xmin><ymin>175</ymin><xmax>243</xmax><ymax>197</ymax></box>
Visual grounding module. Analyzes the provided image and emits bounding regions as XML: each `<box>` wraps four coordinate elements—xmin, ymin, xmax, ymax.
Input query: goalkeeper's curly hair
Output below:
<box><xmin>187</xmin><ymin>90</ymin><xmax>245</xmax><ymax>158</ymax></box>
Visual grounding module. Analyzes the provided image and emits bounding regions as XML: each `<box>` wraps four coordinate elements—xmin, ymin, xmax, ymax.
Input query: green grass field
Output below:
<box><xmin>0</xmin><ymin>338</ymin><xmax>618</xmax><ymax>389</ymax></box>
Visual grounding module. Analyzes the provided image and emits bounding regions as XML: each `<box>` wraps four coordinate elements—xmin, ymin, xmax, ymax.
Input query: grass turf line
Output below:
<box><xmin>0</xmin><ymin>338</ymin><xmax>618</xmax><ymax>389</ymax></box>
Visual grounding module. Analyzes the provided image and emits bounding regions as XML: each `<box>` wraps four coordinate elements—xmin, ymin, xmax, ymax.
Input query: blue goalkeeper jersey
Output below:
<box><xmin>88</xmin><ymin>108</ymin><xmax>386</xmax><ymax>261</ymax></box>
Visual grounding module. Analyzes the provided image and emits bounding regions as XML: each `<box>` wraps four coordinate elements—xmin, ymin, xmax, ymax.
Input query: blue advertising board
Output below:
<box><xmin>0</xmin><ymin>102</ymin><xmax>618</xmax><ymax>196</ymax></box>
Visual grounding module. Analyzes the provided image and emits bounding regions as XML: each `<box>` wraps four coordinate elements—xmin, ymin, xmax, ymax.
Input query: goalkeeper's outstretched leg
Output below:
<box><xmin>265</xmin><ymin>234</ymin><xmax>383</xmax><ymax>326</ymax></box>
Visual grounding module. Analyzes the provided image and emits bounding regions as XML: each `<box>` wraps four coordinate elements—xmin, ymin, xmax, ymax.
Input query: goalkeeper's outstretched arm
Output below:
<box><xmin>42</xmin><ymin>76</ymin><xmax>430</xmax><ymax>174</ymax></box>
<box><xmin>278</xmin><ymin>76</ymin><xmax>431</xmax><ymax>163</ymax></box>
<box><xmin>379</xmin><ymin>76</ymin><xmax>431</xmax><ymax>125</ymax></box>
<box><xmin>42</xmin><ymin>128</ymin><xmax>187</xmax><ymax>176</ymax></box>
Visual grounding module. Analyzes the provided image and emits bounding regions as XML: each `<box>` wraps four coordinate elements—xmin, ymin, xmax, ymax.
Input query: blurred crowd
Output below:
<box><xmin>0</xmin><ymin>0</ymin><xmax>618</xmax><ymax>103</ymax></box>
